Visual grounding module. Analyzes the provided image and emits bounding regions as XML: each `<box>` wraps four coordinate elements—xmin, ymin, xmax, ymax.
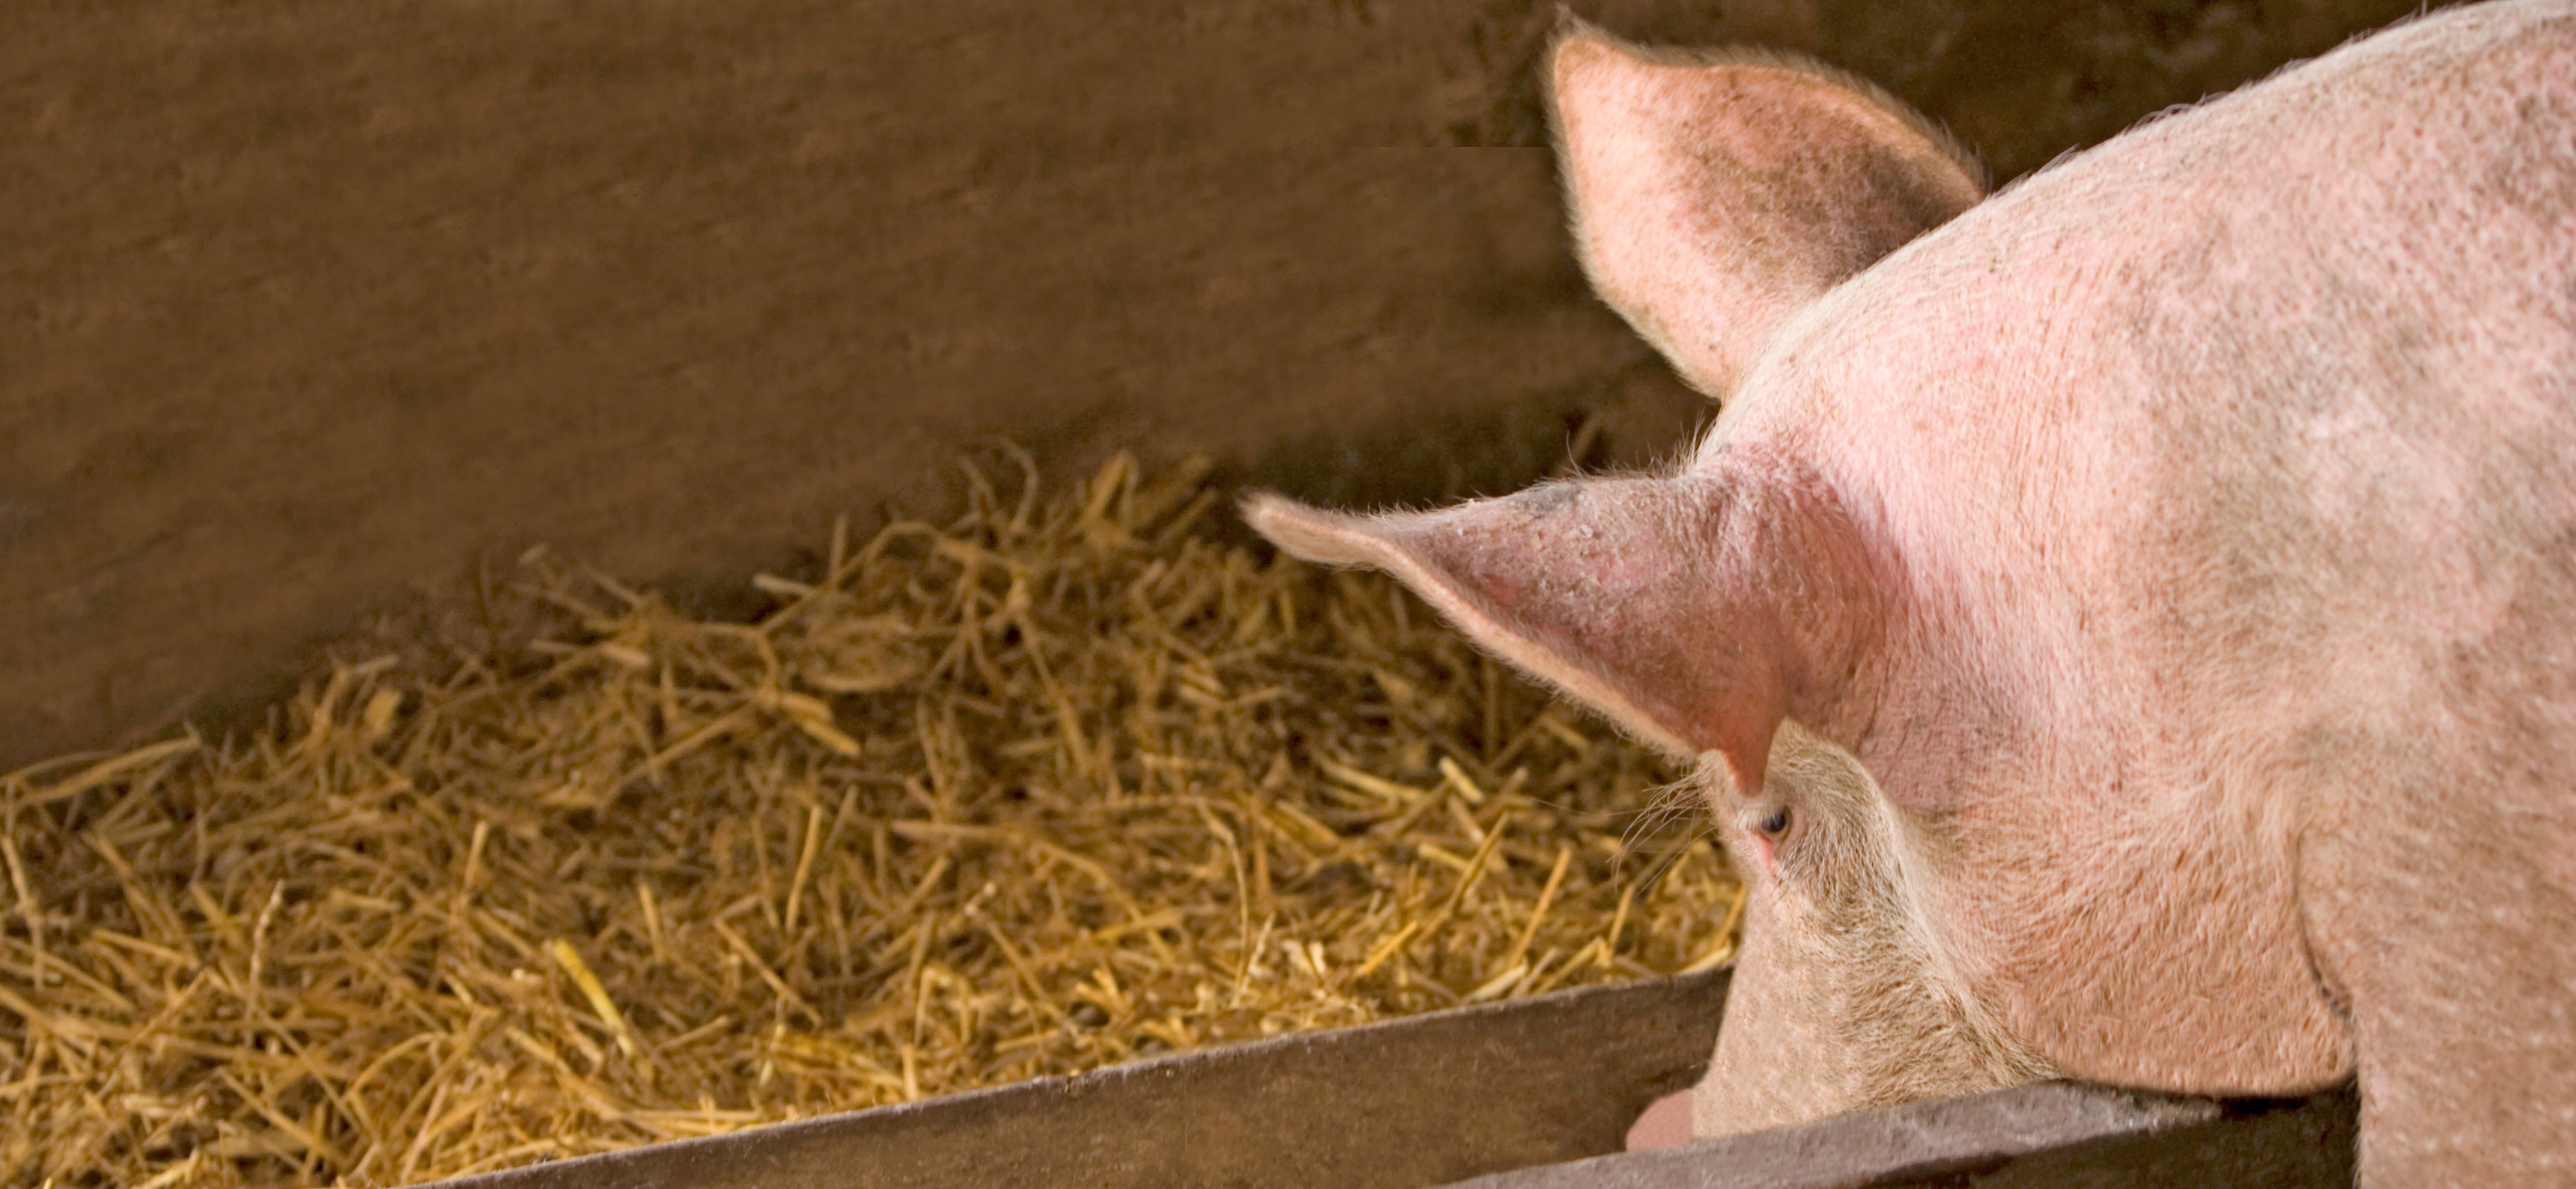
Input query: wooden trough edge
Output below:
<box><xmin>415</xmin><ymin>966</ymin><xmax>2360</xmax><ymax>1189</ymax></box>
<box><xmin>1446</xmin><ymin>1081</ymin><xmax>2356</xmax><ymax>1189</ymax></box>
<box><xmin>418</xmin><ymin>968</ymin><xmax>1731</xmax><ymax>1189</ymax></box>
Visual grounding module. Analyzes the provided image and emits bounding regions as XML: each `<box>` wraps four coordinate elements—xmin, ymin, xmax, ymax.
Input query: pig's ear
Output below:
<box><xmin>1243</xmin><ymin>477</ymin><xmax>1789</xmax><ymax>771</ymax></box>
<box><xmin>1548</xmin><ymin>22</ymin><xmax>1986</xmax><ymax>394</ymax></box>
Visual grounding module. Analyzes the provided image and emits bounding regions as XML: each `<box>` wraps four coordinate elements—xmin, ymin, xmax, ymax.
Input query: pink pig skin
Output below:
<box><xmin>1247</xmin><ymin>1</ymin><xmax>2576</xmax><ymax>1182</ymax></box>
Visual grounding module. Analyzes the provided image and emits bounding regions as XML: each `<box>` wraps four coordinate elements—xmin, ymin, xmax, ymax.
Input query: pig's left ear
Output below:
<box><xmin>1244</xmin><ymin>476</ymin><xmax>1802</xmax><ymax>777</ymax></box>
<box><xmin>1549</xmin><ymin>22</ymin><xmax>1986</xmax><ymax>394</ymax></box>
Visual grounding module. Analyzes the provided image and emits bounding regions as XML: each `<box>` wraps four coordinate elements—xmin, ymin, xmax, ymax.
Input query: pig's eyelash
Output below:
<box><xmin>1634</xmin><ymin>821</ymin><xmax>1728</xmax><ymax>897</ymax></box>
<box><xmin>1619</xmin><ymin>773</ymin><xmax>1711</xmax><ymax>854</ymax></box>
<box><xmin>1616</xmin><ymin>783</ymin><xmax>1695</xmax><ymax>852</ymax></box>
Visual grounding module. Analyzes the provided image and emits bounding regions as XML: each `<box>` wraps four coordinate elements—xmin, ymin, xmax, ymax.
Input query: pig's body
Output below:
<box><xmin>1249</xmin><ymin>1</ymin><xmax>2576</xmax><ymax>1183</ymax></box>
<box><xmin>1721</xmin><ymin>1</ymin><xmax>2576</xmax><ymax>1172</ymax></box>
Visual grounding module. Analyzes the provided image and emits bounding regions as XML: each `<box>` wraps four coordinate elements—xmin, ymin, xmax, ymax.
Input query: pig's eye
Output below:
<box><xmin>1754</xmin><ymin>805</ymin><xmax>1792</xmax><ymax>839</ymax></box>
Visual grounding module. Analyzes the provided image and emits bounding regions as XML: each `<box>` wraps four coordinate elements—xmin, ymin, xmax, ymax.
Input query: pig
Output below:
<box><xmin>1242</xmin><ymin>1</ymin><xmax>2576</xmax><ymax>1182</ymax></box>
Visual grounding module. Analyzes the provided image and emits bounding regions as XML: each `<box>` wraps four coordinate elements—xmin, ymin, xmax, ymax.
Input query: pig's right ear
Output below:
<box><xmin>1242</xmin><ymin>477</ymin><xmax>1794</xmax><ymax>782</ymax></box>
<box><xmin>1549</xmin><ymin>22</ymin><xmax>1986</xmax><ymax>394</ymax></box>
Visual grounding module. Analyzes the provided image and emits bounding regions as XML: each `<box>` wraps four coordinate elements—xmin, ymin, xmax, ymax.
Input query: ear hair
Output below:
<box><xmin>1543</xmin><ymin>15</ymin><xmax>1988</xmax><ymax>192</ymax></box>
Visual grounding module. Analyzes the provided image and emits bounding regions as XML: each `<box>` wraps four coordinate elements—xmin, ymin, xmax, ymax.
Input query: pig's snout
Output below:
<box><xmin>1626</xmin><ymin>1090</ymin><xmax>1695</xmax><ymax>1150</ymax></box>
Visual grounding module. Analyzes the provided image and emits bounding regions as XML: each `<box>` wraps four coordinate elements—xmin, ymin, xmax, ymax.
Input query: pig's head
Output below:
<box><xmin>1244</xmin><ymin>22</ymin><xmax>2048</xmax><ymax>1139</ymax></box>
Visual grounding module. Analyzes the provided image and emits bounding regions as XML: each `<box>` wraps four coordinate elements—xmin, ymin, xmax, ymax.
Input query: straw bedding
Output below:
<box><xmin>0</xmin><ymin>452</ymin><xmax>1741</xmax><ymax>1188</ymax></box>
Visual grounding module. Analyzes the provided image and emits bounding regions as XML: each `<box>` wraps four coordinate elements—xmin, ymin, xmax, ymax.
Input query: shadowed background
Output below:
<box><xmin>2</xmin><ymin>0</ymin><xmax>2433</xmax><ymax>769</ymax></box>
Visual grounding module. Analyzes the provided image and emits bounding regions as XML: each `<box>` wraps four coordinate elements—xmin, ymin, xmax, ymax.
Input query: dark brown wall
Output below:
<box><xmin>1</xmin><ymin>0</ymin><xmax>2436</xmax><ymax>769</ymax></box>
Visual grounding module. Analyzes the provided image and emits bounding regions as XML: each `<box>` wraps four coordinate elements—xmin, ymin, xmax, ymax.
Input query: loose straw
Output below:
<box><xmin>0</xmin><ymin>450</ymin><xmax>1741</xmax><ymax>1188</ymax></box>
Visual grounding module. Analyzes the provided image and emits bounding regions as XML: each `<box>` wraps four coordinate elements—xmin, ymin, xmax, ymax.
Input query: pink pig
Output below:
<box><xmin>1246</xmin><ymin>1</ymin><xmax>2576</xmax><ymax>1182</ymax></box>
